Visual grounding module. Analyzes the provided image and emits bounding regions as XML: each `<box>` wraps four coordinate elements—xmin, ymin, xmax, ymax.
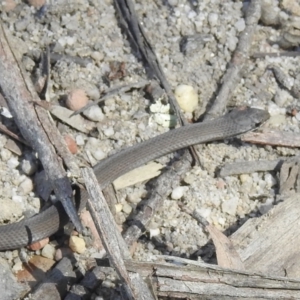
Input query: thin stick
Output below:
<box><xmin>204</xmin><ymin>0</ymin><xmax>261</xmax><ymax>120</ymax></box>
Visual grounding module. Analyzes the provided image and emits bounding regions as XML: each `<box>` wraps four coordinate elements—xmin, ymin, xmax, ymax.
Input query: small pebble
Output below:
<box><xmin>85</xmin><ymin>86</ymin><xmax>100</xmax><ymax>100</ymax></box>
<box><xmin>55</xmin><ymin>247</ymin><xmax>73</xmax><ymax>261</ymax></box>
<box><xmin>169</xmin><ymin>218</ymin><xmax>178</xmax><ymax>227</ymax></box>
<box><xmin>28</xmin><ymin>238</ymin><xmax>49</xmax><ymax>251</ymax></box>
<box><xmin>4</xmin><ymin>251</ymin><xmax>13</xmax><ymax>262</ymax></box>
<box><xmin>168</xmin><ymin>0</ymin><xmax>178</xmax><ymax>6</ymax></box>
<box><xmin>149</xmin><ymin>228</ymin><xmax>160</xmax><ymax>238</ymax></box>
<box><xmin>19</xmin><ymin>177</ymin><xmax>33</xmax><ymax>195</ymax></box>
<box><xmin>7</xmin><ymin>157</ymin><xmax>19</xmax><ymax>169</ymax></box>
<box><xmin>227</xmin><ymin>36</ymin><xmax>238</xmax><ymax>51</ymax></box>
<box><xmin>240</xmin><ymin>174</ymin><xmax>250</xmax><ymax>183</ymax></box>
<box><xmin>12</xmin><ymin>258</ymin><xmax>23</xmax><ymax>272</ymax></box>
<box><xmin>41</xmin><ymin>244</ymin><xmax>56</xmax><ymax>259</ymax></box>
<box><xmin>64</xmin><ymin>135</ymin><xmax>78</xmax><ymax>154</ymax></box>
<box><xmin>66</xmin><ymin>89</ymin><xmax>88</xmax><ymax>111</ymax></box>
<box><xmin>15</xmin><ymin>18</ymin><xmax>30</xmax><ymax>31</ymax></box>
<box><xmin>92</xmin><ymin>149</ymin><xmax>106</xmax><ymax>161</ymax></box>
<box><xmin>103</xmin><ymin>127</ymin><xmax>114</xmax><ymax>137</ymax></box>
<box><xmin>234</xmin><ymin>19</ymin><xmax>245</xmax><ymax>32</ymax></box>
<box><xmin>12</xmin><ymin>250</ymin><xmax>19</xmax><ymax>258</ymax></box>
<box><xmin>127</xmin><ymin>190</ymin><xmax>143</xmax><ymax>204</ymax></box>
<box><xmin>91</xmin><ymin>51</ymin><xmax>104</xmax><ymax>62</ymax></box>
<box><xmin>174</xmin><ymin>84</ymin><xmax>198</xmax><ymax>113</ymax></box>
<box><xmin>122</xmin><ymin>202</ymin><xmax>132</xmax><ymax>214</ymax></box>
<box><xmin>21</xmin><ymin>157</ymin><xmax>37</xmax><ymax>176</ymax></box>
<box><xmin>27</xmin><ymin>0</ymin><xmax>46</xmax><ymax>8</ymax></box>
<box><xmin>115</xmin><ymin>203</ymin><xmax>122</xmax><ymax>213</ymax></box>
<box><xmin>221</xmin><ymin>197</ymin><xmax>238</xmax><ymax>216</ymax></box>
<box><xmin>147</xmin><ymin>242</ymin><xmax>155</xmax><ymax>251</ymax></box>
<box><xmin>1</xmin><ymin>107</ymin><xmax>13</xmax><ymax>118</ymax></box>
<box><xmin>215</xmin><ymin>179</ymin><xmax>226</xmax><ymax>189</ymax></box>
<box><xmin>1</xmin><ymin>148</ymin><xmax>11</xmax><ymax>161</ymax></box>
<box><xmin>1</xmin><ymin>0</ymin><xmax>16</xmax><ymax>12</ymax></box>
<box><xmin>274</xmin><ymin>89</ymin><xmax>292</xmax><ymax>107</ymax></box>
<box><xmin>102</xmin><ymin>280</ymin><xmax>115</xmax><ymax>289</ymax></box>
<box><xmin>69</xmin><ymin>236</ymin><xmax>86</xmax><ymax>254</ymax></box>
<box><xmin>208</xmin><ymin>12</ymin><xmax>218</xmax><ymax>27</ymax></box>
<box><xmin>267</xmin><ymin>102</ymin><xmax>286</xmax><ymax>116</ymax></box>
<box><xmin>83</xmin><ymin>105</ymin><xmax>105</xmax><ymax>122</ymax></box>
<box><xmin>86</xmin><ymin>137</ymin><xmax>107</xmax><ymax>161</ymax></box>
<box><xmin>171</xmin><ymin>186</ymin><xmax>188</xmax><ymax>200</ymax></box>
<box><xmin>76</xmin><ymin>135</ymin><xmax>85</xmax><ymax>146</ymax></box>
<box><xmin>196</xmin><ymin>207</ymin><xmax>210</xmax><ymax>219</ymax></box>
<box><xmin>291</xmin><ymin>108</ymin><xmax>298</xmax><ymax>116</ymax></box>
<box><xmin>268</xmin><ymin>114</ymin><xmax>286</xmax><ymax>126</ymax></box>
<box><xmin>264</xmin><ymin>173</ymin><xmax>277</xmax><ymax>188</ymax></box>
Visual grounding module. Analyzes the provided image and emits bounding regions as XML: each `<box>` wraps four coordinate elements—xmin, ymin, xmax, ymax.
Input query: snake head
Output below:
<box><xmin>230</xmin><ymin>106</ymin><xmax>270</xmax><ymax>132</ymax></box>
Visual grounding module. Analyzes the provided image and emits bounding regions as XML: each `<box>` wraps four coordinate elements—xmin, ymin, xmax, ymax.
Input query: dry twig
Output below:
<box><xmin>242</xmin><ymin>129</ymin><xmax>300</xmax><ymax>148</ymax></box>
<box><xmin>204</xmin><ymin>0</ymin><xmax>261</xmax><ymax>120</ymax></box>
<box><xmin>218</xmin><ymin>158</ymin><xmax>285</xmax><ymax>177</ymax></box>
<box><xmin>0</xmin><ymin>23</ymin><xmax>83</xmax><ymax>232</ymax></box>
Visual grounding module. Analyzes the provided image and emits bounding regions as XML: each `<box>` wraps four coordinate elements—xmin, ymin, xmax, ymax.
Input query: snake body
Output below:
<box><xmin>0</xmin><ymin>107</ymin><xmax>269</xmax><ymax>250</ymax></box>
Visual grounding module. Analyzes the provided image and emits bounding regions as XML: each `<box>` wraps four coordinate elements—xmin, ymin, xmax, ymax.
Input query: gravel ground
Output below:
<box><xmin>1</xmin><ymin>0</ymin><xmax>300</xmax><ymax>297</ymax></box>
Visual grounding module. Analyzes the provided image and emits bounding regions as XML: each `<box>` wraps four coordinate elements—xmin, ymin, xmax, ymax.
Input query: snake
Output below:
<box><xmin>0</xmin><ymin>107</ymin><xmax>269</xmax><ymax>250</ymax></box>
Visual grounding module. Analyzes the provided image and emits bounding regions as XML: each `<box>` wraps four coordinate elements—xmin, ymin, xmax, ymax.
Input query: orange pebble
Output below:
<box><xmin>64</xmin><ymin>134</ymin><xmax>78</xmax><ymax>154</ymax></box>
<box><xmin>215</xmin><ymin>179</ymin><xmax>226</xmax><ymax>189</ymax></box>
<box><xmin>291</xmin><ymin>108</ymin><xmax>298</xmax><ymax>116</ymax></box>
<box><xmin>2</xmin><ymin>0</ymin><xmax>17</xmax><ymax>12</ymax></box>
<box><xmin>28</xmin><ymin>237</ymin><xmax>49</xmax><ymax>250</ymax></box>
<box><xmin>65</xmin><ymin>89</ymin><xmax>88</xmax><ymax>111</ymax></box>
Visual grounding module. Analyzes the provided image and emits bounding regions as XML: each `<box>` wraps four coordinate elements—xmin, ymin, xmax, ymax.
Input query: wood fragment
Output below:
<box><xmin>279</xmin><ymin>158</ymin><xmax>300</xmax><ymax>195</ymax></box>
<box><xmin>218</xmin><ymin>158</ymin><xmax>285</xmax><ymax>177</ymax></box>
<box><xmin>50</xmin><ymin>52</ymin><xmax>93</xmax><ymax>67</ymax></box>
<box><xmin>242</xmin><ymin>129</ymin><xmax>300</xmax><ymax>147</ymax></box>
<box><xmin>113</xmin><ymin>162</ymin><xmax>163</xmax><ymax>190</ymax></box>
<box><xmin>74</xmin><ymin>259</ymin><xmax>300</xmax><ymax>299</ymax></box>
<box><xmin>0</xmin><ymin>92</ymin><xmax>8</xmax><ymax>108</ymax></box>
<box><xmin>268</xmin><ymin>64</ymin><xmax>293</xmax><ymax>90</ymax></box>
<box><xmin>206</xmin><ymin>223</ymin><xmax>245</xmax><ymax>270</ymax></box>
<box><xmin>231</xmin><ymin>193</ymin><xmax>300</xmax><ymax>277</ymax></box>
<box><xmin>51</xmin><ymin>105</ymin><xmax>95</xmax><ymax>133</ymax></box>
<box><xmin>125</xmin><ymin>259</ymin><xmax>300</xmax><ymax>298</ymax></box>
<box><xmin>252</xmin><ymin>51</ymin><xmax>300</xmax><ymax>58</ymax></box>
<box><xmin>4</xmin><ymin>138</ymin><xmax>23</xmax><ymax>156</ymax></box>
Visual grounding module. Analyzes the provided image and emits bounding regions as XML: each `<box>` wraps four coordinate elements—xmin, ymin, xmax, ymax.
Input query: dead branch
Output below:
<box><xmin>0</xmin><ymin>23</ymin><xmax>82</xmax><ymax>232</ymax></box>
<box><xmin>242</xmin><ymin>129</ymin><xmax>300</xmax><ymax>147</ymax></box>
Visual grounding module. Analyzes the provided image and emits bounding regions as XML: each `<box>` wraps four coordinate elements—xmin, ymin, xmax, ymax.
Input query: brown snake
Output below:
<box><xmin>0</xmin><ymin>107</ymin><xmax>269</xmax><ymax>250</ymax></box>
